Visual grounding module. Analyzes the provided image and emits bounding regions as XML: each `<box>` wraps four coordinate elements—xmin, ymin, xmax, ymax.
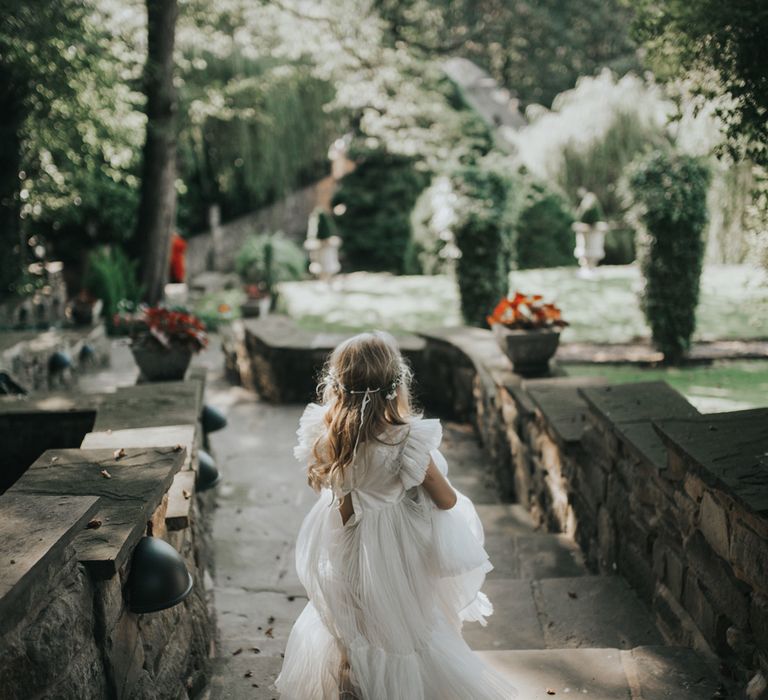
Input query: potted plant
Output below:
<box><xmin>487</xmin><ymin>292</ymin><xmax>568</xmax><ymax>377</ymax></box>
<box><xmin>126</xmin><ymin>306</ymin><xmax>208</xmax><ymax>381</ymax></box>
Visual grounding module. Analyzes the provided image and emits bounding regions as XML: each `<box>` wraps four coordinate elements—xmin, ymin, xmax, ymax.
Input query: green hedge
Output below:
<box><xmin>331</xmin><ymin>147</ymin><xmax>430</xmax><ymax>273</ymax></box>
<box><xmin>628</xmin><ymin>150</ymin><xmax>710</xmax><ymax>363</ymax></box>
<box><xmin>235</xmin><ymin>232</ymin><xmax>306</xmax><ymax>293</ymax></box>
<box><xmin>515</xmin><ymin>181</ymin><xmax>576</xmax><ymax>269</ymax></box>
<box><xmin>451</xmin><ymin>164</ymin><xmax>518</xmax><ymax>327</ymax></box>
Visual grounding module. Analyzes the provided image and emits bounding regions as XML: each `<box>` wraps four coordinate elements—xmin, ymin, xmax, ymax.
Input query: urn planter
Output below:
<box><xmin>131</xmin><ymin>345</ymin><xmax>193</xmax><ymax>382</ymax></box>
<box><xmin>493</xmin><ymin>325</ymin><xmax>560</xmax><ymax>377</ymax></box>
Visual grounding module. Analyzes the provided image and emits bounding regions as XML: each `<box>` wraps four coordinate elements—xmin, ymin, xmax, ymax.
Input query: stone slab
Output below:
<box><xmin>0</xmin><ymin>493</ymin><xmax>100</xmax><ymax>632</ymax></box>
<box><xmin>516</xmin><ymin>534</ymin><xmax>588</xmax><ymax>579</ymax></box>
<box><xmin>525</xmin><ymin>376</ymin><xmax>608</xmax><ymax>445</ymax></box>
<box><xmin>93</xmin><ymin>380</ymin><xmax>204</xmax><ymax>431</ymax></box>
<box><xmin>8</xmin><ymin>447</ymin><xmax>186</xmax><ymax>578</ymax></box>
<box><xmin>475</xmin><ymin>504</ymin><xmax>536</xmax><ymax>537</ymax></box>
<box><xmin>580</xmin><ymin>382</ymin><xmax>700</xmax><ymax>426</ymax></box>
<box><xmin>654</xmin><ymin>408</ymin><xmax>768</xmax><ymax>515</ymax></box>
<box><xmin>166</xmin><ymin>470</ymin><xmax>196</xmax><ymax>530</ymax></box>
<box><xmin>208</xmin><ymin>655</ymin><xmax>282</xmax><ymax>700</ymax></box>
<box><xmin>536</xmin><ymin>576</ymin><xmax>664</xmax><ymax>649</ymax></box>
<box><xmin>214</xmin><ymin>588</ymin><xmax>308</xmax><ymax>656</ymax></box>
<box><xmin>626</xmin><ymin>645</ymin><xmax>725</xmax><ymax>700</ymax></box>
<box><xmin>81</xmin><ymin>425</ymin><xmax>197</xmax><ymax>471</ymax></box>
<box><xmin>483</xmin><ymin>534</ymin><xmax>520</xmax><ymax>579</ymax></box>
<box><xmin>476</xmin><ymin>648</ymin><xmax>631</xmax><ymax>699</ymax></box>
<box><xmin>463</xmin><ymin>578</ymin><xmax>546</xmax><ymax>650</ymax></box>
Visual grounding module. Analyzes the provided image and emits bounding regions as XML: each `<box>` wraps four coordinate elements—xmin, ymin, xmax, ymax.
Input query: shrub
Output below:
<box><xmin>451</xmin><ymin>163</ymin><xmax>519</xmax><ymax>327</ymax></box>
<box><xmin>235</xmin><ymin>232</ymin><xmax>306</xmax><ymax>293</ymax></box>
<box><xmin>331</xmin><ymin>147</ymin><xmax>430</xmax><ymax>273</ymax></box>
<box><xmin>515</xmin><ymin>181</ymin><xmax>576</xmax><ymax>269</ymax></box>
<box><xmin>627</xmin><ymin>150</ymin><xmax>710</xmax><ymax>363</ymax></box>
<box><xmin>83</xmin><ymin>246</ymin><xmax>143</xmax><ymax>332</ymax></box>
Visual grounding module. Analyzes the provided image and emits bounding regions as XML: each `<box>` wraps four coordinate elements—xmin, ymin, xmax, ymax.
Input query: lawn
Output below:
<box><xmin>565</xmin><ymin>360</ymin><xmax>768</xmax><ymax>413</ymax></box>
<box><xmin>278</xmin><ymin>264</ymin><xmax>768</xmax><ymax>342</ymax></box>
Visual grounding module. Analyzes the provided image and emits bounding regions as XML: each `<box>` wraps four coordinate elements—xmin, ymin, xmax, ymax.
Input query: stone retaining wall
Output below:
<box><xmin>419</xmin><ymin>328</ymin><xmax>768</xmax><ymax>691</ymax></box>
<box><xmin>0</xmin><ymin>371</ymin><xmax>216</xmax><ymax>700</ymax></box>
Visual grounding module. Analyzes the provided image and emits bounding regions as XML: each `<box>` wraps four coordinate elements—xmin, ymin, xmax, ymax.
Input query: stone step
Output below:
<box><xmin>483</xmin><ymin>532</ymin><xmax>588</xmax><ymax>580</ymax></box>
<box><xmin>207</xmin><ymin>655</ymin><xmax>282</xmax><ymax>700</ymax></box>
<box><xmin>464</xmin><ymin>575</ymin><xmax>665</xmax><ymax>652</ymax></box>
<box><xmin>476</xmin><ymin>645</ymin><xmax>724</xmax><ymax>700</ymax></box>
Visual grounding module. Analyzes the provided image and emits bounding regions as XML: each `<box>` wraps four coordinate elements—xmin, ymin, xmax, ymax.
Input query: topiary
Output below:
<box><xmin>627</xmin><ymin>150</ymin><xmax>710</xmax><ymax>363</ymax></box>
<box><xmin>451</xmin><ymin>162</ymin><xmax>519</xmax><ymax>327</ymax></box>
<box><xmin>331</xmin><ymin>146</ymin><xmax>430</xmax><ymax>273</ymax></box>
<box><xmin>515</xmin><ymin>181</ymin><xmax>576</xmax><ymax>269</ymax></box>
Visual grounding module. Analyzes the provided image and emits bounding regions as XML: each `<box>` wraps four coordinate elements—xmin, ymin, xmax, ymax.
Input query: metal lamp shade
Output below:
<box><xmin>127</xmin><ymin>536</ymin><xmax>193</xmax><ymax>614</ymax></box>
<box><xmin>79</xmin><ymin>344</ymin><xmax>95</xmax><ymax>362</ymax></box>
<box><xmin>48</xmin><ymin>350</ymin><xmax>72</xmax><ymax>373</ymax></box>
<box><xmin>202</xmin><ymin>404</ymin><xmax>227</xmax><ymax>433</ymax></box>
<box><xmin>196</xmin><ymin>449</ymin><xmax>221</xmax><ymax>490</ymax></box>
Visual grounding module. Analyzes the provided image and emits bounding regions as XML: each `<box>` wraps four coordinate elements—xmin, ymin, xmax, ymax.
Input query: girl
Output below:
<box><xmin>274</xmin><ymin>331</ymin><xmax>517</xmax><ymax>699</ymax></box>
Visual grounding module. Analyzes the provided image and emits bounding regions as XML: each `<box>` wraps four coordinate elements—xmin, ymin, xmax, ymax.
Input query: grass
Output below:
<box><xmin>278</xmin><ymin>264</ymin><xmax>768</xmax><ymax>342</ymax></box>
<box><xmin>565</xmin><ymin>360</ymin><xmax>768</xmax><ymax>413</ymax></box>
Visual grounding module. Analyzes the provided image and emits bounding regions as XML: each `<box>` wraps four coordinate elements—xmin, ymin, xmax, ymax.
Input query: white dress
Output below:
<box><xmin>274</xmin><ymin>404</ymin><xmax>518</xmax><ymax>700</ymax></box>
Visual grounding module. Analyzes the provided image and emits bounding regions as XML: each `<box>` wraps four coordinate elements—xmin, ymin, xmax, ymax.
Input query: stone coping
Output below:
<box><xmin>654</xmin><ymin>408</ymin><xmax>768</xmax><ymax>516</ymax></box>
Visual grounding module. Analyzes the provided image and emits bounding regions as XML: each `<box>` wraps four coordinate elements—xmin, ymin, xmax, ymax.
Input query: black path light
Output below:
<box><xmin>79</xmin><ymin>343</ymin><xmax>96</xmax><ymax>364</ymax></box>
<box><xmin>201</xmin><ymin>403</ymin><xmax>227</xmax><ymax>433</ymax></box>
<box><xmin>196</xmin><ymin>449</ymin><xmax>221</xmax><ymax>490</ymax></box>
<box><xmin>127</xmin><ymin>522</ymin><xmax>193</xmax><ymax>614</ymax></box>
<box><xmin>48</xmin><ymin>350</ymin><xmax>72</xmax><ymax>374</ymax></box>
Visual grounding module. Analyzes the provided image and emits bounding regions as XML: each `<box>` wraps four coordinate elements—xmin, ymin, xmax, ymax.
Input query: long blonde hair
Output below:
<box><xmin>308</xmin><ymin>331</ymin><xmax>415</xmax><ymax>495</ymax></box>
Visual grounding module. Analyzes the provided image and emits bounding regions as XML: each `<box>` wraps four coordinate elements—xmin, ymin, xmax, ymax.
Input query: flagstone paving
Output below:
<box><xmin>203</xmin><ymin>372</ymin><xmax>728</xmax><ymax>699</ymax></box>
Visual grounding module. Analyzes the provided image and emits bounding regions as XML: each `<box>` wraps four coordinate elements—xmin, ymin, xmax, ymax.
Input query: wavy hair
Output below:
<box><xmin>308</xmin><ymin>331</ymin><xmax>416</xmax><ymax>495</ymax></box>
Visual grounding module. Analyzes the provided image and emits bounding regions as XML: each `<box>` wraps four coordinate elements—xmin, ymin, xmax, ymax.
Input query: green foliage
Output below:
<box><xmin>235</xmin><ymin>232</ymin><xmax>306</xmax><ymax>292</ymax></box>
<box><xmin>332</xmin><ymin>147</ymin><xmax>431</xmax><ymax>273</ymax></box>
<box><xmin>451</xmin><ymin>161</ymin><xmax>518</xmax><ymax>327</ymax></box>
<box><xmin>314</xmin><ymin>209</ymin><xmax>338</xmax><ymax>240</ymax></box>
<box><xmin>515</xmin><ymin>182</ymin><xmax>576</xmax><ymax>270</ymax></box>
<box><xmin>633</xmin><ymin>0</ymin><xmax>768</xmax><ymax>168</ymax></box>
<box><xmin>627</xmin><ymin>150</ymin><xmax>710</xmax><ymax>363</ymax></box>
<box><xmin>83</xmin><ymin>246</ymin><xmax>143</xmax><ymax>331</ymax></box>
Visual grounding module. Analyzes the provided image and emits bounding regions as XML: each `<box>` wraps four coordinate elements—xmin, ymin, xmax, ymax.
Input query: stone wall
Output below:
<box><xmin>419</xmin><ymin>328</ymin><xmax>768</xmax><ymax>691</ymax></box>
<box><xmin>0</xmin><ymin>371</ymin><xmax>216</xmax><ymax>700</ymax></box>
<box><xmin>185</xmin><ymin>177</ymin><xmax>335</xmax><ymax>279</ymax></box>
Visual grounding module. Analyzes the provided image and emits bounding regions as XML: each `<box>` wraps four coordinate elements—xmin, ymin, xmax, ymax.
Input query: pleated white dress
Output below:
<box><xmin>274</xmin><ymin>404</ymin><xmax>518</xmax><ymax>700</ymax></box>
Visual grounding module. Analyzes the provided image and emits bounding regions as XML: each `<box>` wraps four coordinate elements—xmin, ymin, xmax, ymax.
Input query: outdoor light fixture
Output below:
<box><xmin>48</xmin><ymin>350</ymin><xmax>72</xmax><ymax>373</ymax></box>
<box><xmin>196</xmin><ymin>449</ymin><xmax>221</xmax><ymax>490</ymax></box>
<box><xmin>201</xmin><ymin>404</ymin><xmax>227</xmax><ymax>433</ymax></box>
<box><xmin>127</xmin><ymin>523</ymin><xmax>193</xmax><ymax>614</ymax></box>
<box><xmin>79</xmin><ymin>344</ymin><xmax>96</xmax><ymax>363</ymax></box>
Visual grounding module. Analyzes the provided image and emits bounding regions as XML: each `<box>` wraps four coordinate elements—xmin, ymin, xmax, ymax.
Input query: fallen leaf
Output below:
<box><xmin>173</xmin><ymin>444</ymin><xmax>183</xmax><ymax>452</ymax></box>
<box><xmin>10</xmin><ymin>559</ymin><xmax>16</xmax><ymax>565</ymax></box>
<box><xmin>251</xmin><ymin>647</ymin><xmax>260</xmax><ymax>654</ymax></box>
<box><xmin>182</xmin><ymin>489</ymin><xmax>191</xmax><ymax>499</ymax></box>
<box><xmin>265</xmin><ymin>627</ymin><xmax>274</xmax><ymax>638</ymax></box>
<box><xmin>113</xmin><ymin>448</ymin><xmax>126</xmax><ymax>460</ymax></box>
<box><xmin>232</xmin><ymin>648</ymin><xmax>243</xmax><ymax>656</ymax></box>
<box><xmin>546</xmin><ymin>689</ymin><xmax>556</xmax><ymax>696</ymax></box>
<box><xmin>268</xmin><ymin>615</ymin><xmax>275</xmax><ymax>624</ymax></box>
<box><xmin>567</xmin><ymin>591</ymin><xmax>578</xmax><ymax>599</ymax></box>
<box><xmin>100</xmin><ymin>469</ymin><xmax>112</xmax><ymax>479</ymax></box>
<box><xmin>51</xmin><ymin>456</ymin><xmax>59</xmax><ymax>463</ymax></box>
<box><xmin>86</xmin><ymin>519</ymin><xmax>102</xmax><ymax>529</ymax></box>
<box><xmin>243</xmin><ymin>670</ymin><xmax>253</xmax><ymax>678</ymax></box>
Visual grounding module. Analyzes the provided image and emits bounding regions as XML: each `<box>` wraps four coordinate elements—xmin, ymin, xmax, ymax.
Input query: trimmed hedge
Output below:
<box><xmin>451</xmin><ymin>164</ymin><xmax>518</xmax><ymax>327</ymax></box>
<box><xmin>628</xmin><ymin>150</ymin><xmax>710</xmax><ymax>363</ymax></box>
<box><xmin>331</xmin><ymin>148</ymin><xmax>430</xmax><ymax>273</ymax></box>
<box><xmin>515</xmin><ymin>181</ymin><xmax>576</xmax><ymax>270</ymax></box>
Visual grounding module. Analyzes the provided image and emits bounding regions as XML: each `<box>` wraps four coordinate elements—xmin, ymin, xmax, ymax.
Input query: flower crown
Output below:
<box><xmin>327</xmin><ymin>368</ymin><xmax>402</xmax><ymax>401</ymax></box>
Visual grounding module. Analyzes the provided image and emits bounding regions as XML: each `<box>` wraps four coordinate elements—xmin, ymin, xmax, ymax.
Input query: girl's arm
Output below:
<box><xmin>421</xmin><ymin>457</ymin><xmax>457</xmax><ymax>510</ymax></box>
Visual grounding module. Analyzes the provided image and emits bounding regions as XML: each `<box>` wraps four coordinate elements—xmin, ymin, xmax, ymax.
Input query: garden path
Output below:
<box><xmin>202</xmin><ymin>346</ymin><xmax>725</xmax><ymax>699</ymax></box>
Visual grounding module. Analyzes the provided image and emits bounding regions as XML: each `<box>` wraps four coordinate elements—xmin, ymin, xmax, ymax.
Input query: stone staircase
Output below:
<box><xmin>206</xmin><ymin>408</ymin><xmax>727</xmax><ymax>699</ymax></box>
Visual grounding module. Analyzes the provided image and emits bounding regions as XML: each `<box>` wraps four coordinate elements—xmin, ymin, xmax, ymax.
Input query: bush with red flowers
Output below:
<box><xmin>487</xmin><ymin>292</ymin><xmax>568</xmax><ymax>330</ymax></box>
<box><xmin>125</xmin><ymin>306</ymin><xmax>208</xmax><ymax>353</ymax></box>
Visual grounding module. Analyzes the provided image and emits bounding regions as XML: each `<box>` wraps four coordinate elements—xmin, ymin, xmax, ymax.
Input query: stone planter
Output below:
<box><xmin>493</xmin><ymin>325</ymin><xmax>561</xmax><ymax>377</ymax></box>
<box><xmin>131</xmin><ymin>344</ymin><xmax>193</xmax><ymax>381</ymax></box>
<box><xmin>572</xmin><ymin>221</ymin><xmax>609</xmax><ymax>276</ymax></box>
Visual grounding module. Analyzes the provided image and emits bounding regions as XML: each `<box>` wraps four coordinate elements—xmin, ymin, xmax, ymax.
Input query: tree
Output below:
<box><xmin>134</xmin><ymin>0</ymin><xmax>178</xmax><ymax>304</ymax></box>
<box><xmin>0</xmin><ymin>0</ymin><xmax>89</xmax><ymax>298</ymax></box>
<box><xmin>632</xmin><ymin>0</ymin><xmax>768</xmax><ymax>168</ymax></box>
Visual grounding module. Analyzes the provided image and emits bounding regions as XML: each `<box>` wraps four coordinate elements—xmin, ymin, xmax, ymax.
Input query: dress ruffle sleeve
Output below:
<box><xmin>398</xmin><ymin>417</ymin><xmax>443</xmax><ymax>490</ymax></box>
<box><xmin>293</xmin><ymin>403</ymin><xmax>328</xmax><ymax>465</ymax></box>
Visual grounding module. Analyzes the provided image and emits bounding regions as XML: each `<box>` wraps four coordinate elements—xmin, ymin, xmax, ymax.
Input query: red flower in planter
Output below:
<box><xmin>487</xmin><ymin>292</ymin><xmax>568</xmax><ymax>330</ymax></box>
<box><xmin>132</xmin><ymin>306</ymin><xmax>209</xmax><ymax>353</ymax></box>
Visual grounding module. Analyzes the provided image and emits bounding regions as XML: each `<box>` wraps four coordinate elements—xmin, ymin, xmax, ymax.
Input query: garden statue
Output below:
<box><xmin>305</xmin><ymin>208</ymin><xmax>342</xmax><ymax>282</ymax></box>
<box><xmin>572</xmin><ymin>188</ymin><xmax>608</xmax><ymax>277</ymax></box>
